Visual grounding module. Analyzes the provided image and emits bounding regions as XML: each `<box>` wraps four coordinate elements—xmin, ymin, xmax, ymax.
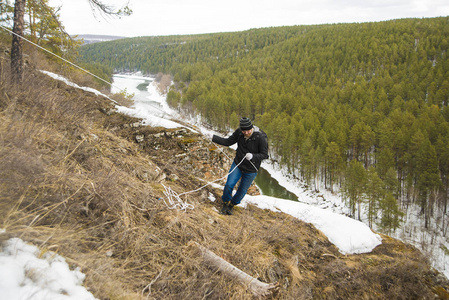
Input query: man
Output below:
<box><xmin>211</xmin><ymin>118</ymin><xmax>269</xmax><ymax>215</ymax></box>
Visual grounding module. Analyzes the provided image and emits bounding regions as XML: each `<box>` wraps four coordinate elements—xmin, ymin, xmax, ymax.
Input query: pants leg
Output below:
<box><xmin>222</xmin><ymin>162</ymin><xmax>242</xmax><ymax>203</ymax></box>
<box><xmin>231</xmin><ymin>171</ymin><xmax>257</xmax><ymax>205</ymax></box>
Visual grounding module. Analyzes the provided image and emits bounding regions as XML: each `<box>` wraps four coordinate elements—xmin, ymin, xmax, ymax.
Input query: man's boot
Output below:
<box><xmin>226</xmin><ymin>203</ymin><xmax>235</xmax><ymax>215</ymax></box>
<box><xmin>220</xmin><ymin>201</ymin><xmax>230</xmax><ymax>215</ymax></box>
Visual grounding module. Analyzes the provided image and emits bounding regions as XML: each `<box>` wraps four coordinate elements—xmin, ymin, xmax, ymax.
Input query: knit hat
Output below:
<box><xmin>240</xmin><ymin>117</ymin><xmax>253</xmax><ymax>130</ymax></box>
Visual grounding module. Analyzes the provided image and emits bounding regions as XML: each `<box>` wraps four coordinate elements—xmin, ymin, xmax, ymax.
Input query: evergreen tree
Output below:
<box><xmin>342</xmin><ymin>160</ymin><xmax>367</xmax><ymax>220</ymax></box>
<box><xmin>0</xmin><ymin>0</ymin><xmax>14</xmax><ymax>25</ymax></box>
<box><xmin>365</xmin><ymin>167</ymin><xmax>384</xmax><ymax>228</ymax></box>
<box><xmin>325</xmin><ymin>141</ymin><xmax>343</xmax><ymax>193</ymax></box>
<box><xmin>10</xmin><ymin>0</ymin><xmax>25</xmax><ymax>81</ymax></box>
<box><xmin>416</xmin><ymin>139</ymin><xmax>441</xmax><ymax>227</ymax></box>
<box><xmin>378</xmin><ymin>192</ymin><xmax>403</xmax><ymax>234</ymax></box>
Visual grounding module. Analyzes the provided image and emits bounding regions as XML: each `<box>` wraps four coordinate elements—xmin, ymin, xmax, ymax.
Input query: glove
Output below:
<box><xmin>245</xmin><ymin>153</ymin><xmax>253</xmax><ymax>160</ymax></box>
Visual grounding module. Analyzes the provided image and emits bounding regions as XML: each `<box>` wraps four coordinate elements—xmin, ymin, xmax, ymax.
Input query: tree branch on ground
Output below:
<box><xmin>189</xmin><ymin>241</ymin><xmax>278</xmax><ymax>297</ymax></box>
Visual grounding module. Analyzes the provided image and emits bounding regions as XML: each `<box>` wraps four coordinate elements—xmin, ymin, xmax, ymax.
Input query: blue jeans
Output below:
<box><xmin>222</xmin><ymin>162</ymin><xmax>258</xmax><ymax>205</ymax></box>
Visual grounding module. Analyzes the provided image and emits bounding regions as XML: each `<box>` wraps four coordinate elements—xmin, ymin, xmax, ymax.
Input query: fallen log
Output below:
<box><xmin>189</xmin><ymin>241</ymin><xmax>278</xmax><ymax>297</ymax></box>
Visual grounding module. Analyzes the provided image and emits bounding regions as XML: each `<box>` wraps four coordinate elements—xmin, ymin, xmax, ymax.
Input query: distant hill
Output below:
<box><xmin>74</xmin><ymin>34</ymin><xmax>126</xmax><ymax>45</ymax></box>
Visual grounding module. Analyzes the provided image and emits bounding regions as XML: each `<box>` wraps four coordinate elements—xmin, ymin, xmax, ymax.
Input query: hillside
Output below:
<box><xmin>1</xmin><ymin>37</ymin><xmax>449</xmax><ymax>299</ymax></box>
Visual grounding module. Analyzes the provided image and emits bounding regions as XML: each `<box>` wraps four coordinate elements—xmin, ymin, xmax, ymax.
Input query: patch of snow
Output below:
<box><xmin>0</xmin><ymin>237</ymin><xmax>96</xmax><ymax>300</ymax></box>
<box><xmin>114</xmin><ymin>105</ymin><xmax>183</xmax><ymax>129</ymax></box>
<box><xmin>242</xmin><ymin>195</ymin><xmax>382</xmax><ymax>254</ymax></box>
<box><xmin>40</xmin><ymin>70</ymin><xmax>116</xmax><ymax>103</ymax></box>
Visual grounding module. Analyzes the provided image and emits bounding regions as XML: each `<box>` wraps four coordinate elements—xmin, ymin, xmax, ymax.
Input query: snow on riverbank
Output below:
<box><xmin>261</xmin><ymin>161</ymin><xmax>350</xmax><ymax>215</ymax></box>
<box><xmin>111</xmin><ymin>73</ymin><xmax>186</xmax><ymax>129</ymax></box>
<box><xmin>40</xmin><ymin>70</ymin><xmax>116</xmax><ymax>101</ymax></box>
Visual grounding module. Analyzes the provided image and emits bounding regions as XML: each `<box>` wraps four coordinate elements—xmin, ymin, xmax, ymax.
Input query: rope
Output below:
<box><xmin>215</xmin><ymin>137</ymin><xmax>259</xmax><ymax>172</ymax></box>
<box><xmin>0</xmin><ymin>24</ymin><xmax>119</xmax><ymax>89</ymax></box>
<box><xmin>160</xmin><ymin>156</ymin><xmax>247</xmax><ymax>211</ymax></box>
<box><xmin>160</xmin><ymin>184</ymin><xmax>195</xmax><ymax>212</ymax></box>
<box><xmin>179</xmin><ymin>156</ymin><xmax>246</xmax><ymax>197</ymax></box>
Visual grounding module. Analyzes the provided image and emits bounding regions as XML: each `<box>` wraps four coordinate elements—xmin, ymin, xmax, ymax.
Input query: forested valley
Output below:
<box><xmin>79</xmin><ymin>17</ymin><xmax>449</xmax><ymax>236</ymax></box>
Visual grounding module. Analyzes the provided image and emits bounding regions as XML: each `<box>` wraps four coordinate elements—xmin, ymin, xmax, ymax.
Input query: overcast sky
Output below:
<box><xmin>49</xmin><ymin>0</ymin><xmax>449</xmax><ymax>37</ymax></box>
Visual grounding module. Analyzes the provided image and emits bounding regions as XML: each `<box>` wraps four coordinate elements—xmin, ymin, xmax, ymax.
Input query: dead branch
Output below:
<box><xmin>189</xmin><ymin>241</ymin><xmax>278</xmax><ymax>298</ymax></box>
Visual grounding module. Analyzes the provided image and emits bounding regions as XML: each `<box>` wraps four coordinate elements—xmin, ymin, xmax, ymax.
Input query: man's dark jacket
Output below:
<box><xmin>212</xmin><ymin>128</ymin><xmax>269</xmax><ymax>173</ymax></box>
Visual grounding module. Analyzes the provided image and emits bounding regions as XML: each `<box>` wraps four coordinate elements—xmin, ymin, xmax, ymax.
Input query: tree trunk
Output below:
<box><xmin>189</xmin><ymin>241</ymin><xmax>278</xmax><ymax>297</ymax></box>
<box><xmin>357</xmin><ymin>198</ymin><xmax>361</xmax><ymax>221</ymax></box>
<box><xmin>445</xmin><ymin>176</ymin><xmax>448</xmax><ymax>214</ymax></box>
<box><xmin>11</xmin><ymin>0</ymin><xmax>26</xmax><ymax>82</ymax></box>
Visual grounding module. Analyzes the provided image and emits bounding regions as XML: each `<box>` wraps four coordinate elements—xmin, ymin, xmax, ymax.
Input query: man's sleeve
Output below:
<box><xmin>212</xmin><ymin>129</ymin><xmax>239</xmax><ymax>146</ymax></box>
<box><xmin>253</xmin><ymin>134</ymin><xmax>269</xmax><ymax>161</ymax></box>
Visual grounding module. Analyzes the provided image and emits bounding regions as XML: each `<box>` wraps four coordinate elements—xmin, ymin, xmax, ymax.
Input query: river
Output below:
<box><xmin>111</xmin><ymin>74</ymin><xmax>298</xmax><ymax>201</ymax></box>
<box><xmin>111</xmin><ymin>74</ymin><xmax>164</xmax><ymax>112</ymax></box>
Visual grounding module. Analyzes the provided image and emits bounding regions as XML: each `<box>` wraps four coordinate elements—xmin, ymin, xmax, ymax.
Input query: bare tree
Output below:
<box><xmin>10</xmin><ymin>0</ymin><xmax>25</xmax><ymax>81</ymax></box>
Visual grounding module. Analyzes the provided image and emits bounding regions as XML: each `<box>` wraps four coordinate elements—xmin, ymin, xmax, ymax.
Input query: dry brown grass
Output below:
<box><xmin>1</xmin><ymin>41</ymin><xmax>449</xmax><ymax>300</ymax></box>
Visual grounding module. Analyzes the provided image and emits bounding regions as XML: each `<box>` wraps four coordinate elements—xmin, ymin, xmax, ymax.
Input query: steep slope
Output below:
<box><xmin>1</xmin><ymin>46</ymin><xmax>449</xmax><ymax>299</ymax></box>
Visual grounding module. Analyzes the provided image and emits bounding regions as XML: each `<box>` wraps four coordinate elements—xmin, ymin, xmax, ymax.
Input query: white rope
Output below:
<box><xmin>178</xmin><ymin>157</ymin><xmax>245</xmax><ymax>197</ymax></box>
<box><xmin>160</xmin><ymin>156</ymin><xmax>247</xmax><ymax>211</ymax></box>
<box><xmin>0</xmin><ymin>24</ymin><xmax>121</xmax><ymax>89</ymax></box>
<box><xmin>216</xmin><ymin>141</ymin><xmax>259</xmax><ymax>172</ymax></box>
<box><xmin>160</xmin><ymin>184</ymin><xmax>195</xmax><ymax>212</ymax></box>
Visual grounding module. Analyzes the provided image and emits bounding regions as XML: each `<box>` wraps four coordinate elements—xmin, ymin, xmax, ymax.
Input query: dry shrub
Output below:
<box><xmin>155</xmin><ymin>72</ymin><xmax>172</xmax><ymax>94</ymax></box>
